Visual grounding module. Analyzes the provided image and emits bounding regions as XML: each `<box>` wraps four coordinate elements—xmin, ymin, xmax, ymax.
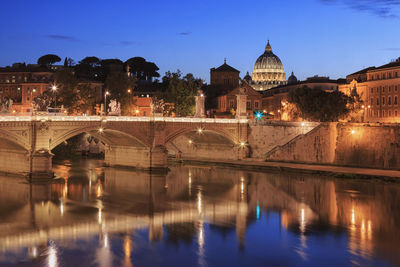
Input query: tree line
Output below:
<box><xmin>34</xmin><ymin>54</ymin><xmax>203</xmax><ymax>116</ymax></box>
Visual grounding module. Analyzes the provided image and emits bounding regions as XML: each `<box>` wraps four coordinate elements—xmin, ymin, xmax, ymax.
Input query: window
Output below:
<box><xmin>389</xmin><ymin>73</ymin><xmax>392</xmax><ymax>79</ymax></box>
<box><xmin>395</xmin><ymin>96</ymin><xmax>398</xmax><ymax>105</ymax></box>
<box><xmin>395</xmin><ymin>72</ymin><xmax>398</xmax><ymax>78</ymax></box>
<box><xmin>383</xmin><ymin>86</ymin><xmax>385</xmax><ymax>93</ymax></box>
<box><xmin>389</xmin><ymin>110</ymin><xmax>392</xmax><ymax>116</ymax></box>
<box><xmin>377</xmin><ymin>98</ymin><xmax>380</xmax><ymax>105</ymax></box>
<box><xmin>371</xmin><ymin>88</ymin><xmax>374</xmax><ymax>93</ymax></box>
<box><xmin>382</xmin><ymin>97</ymin><xmax>385</xmax><ymax>105</ymax></box>
<box><xmin>389</xmin><ymin>96</ymin><xmax>392</xmax><ymax>105</ymax></box>
<box><xmin>255</xmin><ymin>102</ymin><xmax>259</xmax><ymax>108</ymax></box>
<box><xmin>370</xmin><ymin>98</ymin><xmax>374</xmax><ymax>105</ymax></box>
<box><xmin>383</xmin><ymin>73</ymin><xmax>386</xmax><ymax>79</ymax></box>
<box><xmin>229</xmin><ymin>100</ymin><xmax>235</xmax><ymax>108</ymax></box>
<box><xmin>246</xmin><ymin>101</ymin><xmax>251</xmax><ymax>109</ymax></box>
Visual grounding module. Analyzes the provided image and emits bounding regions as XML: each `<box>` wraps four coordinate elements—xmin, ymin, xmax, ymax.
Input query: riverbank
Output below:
<box><xmin>171</xmin><ymin>158</ymin><xmax>400</xmax><ymax>181</ymax></box>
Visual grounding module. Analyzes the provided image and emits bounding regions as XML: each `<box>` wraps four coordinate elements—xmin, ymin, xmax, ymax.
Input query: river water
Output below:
<box><xmin>0</xmin><ymin>159</ymin><xmax>399</xmax><ymax>267</ymax></box>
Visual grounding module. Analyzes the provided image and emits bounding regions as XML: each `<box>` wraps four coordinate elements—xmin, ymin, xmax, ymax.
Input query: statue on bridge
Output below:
<box><xmin>151</xmin><ymin>97</ymin><xmax>165</xmax><ymax>117</ymax></box>
<box><xmin>33</xmin><ymin>93</ymin><xmax>52</xmax><ymax>112</ymax></box>
<box><xmin>108</xmin><ymin>99</ymin><xmax>121</xmax><ymax>116</ymax></box>
<box><xmin>0</xmin><ymin>97</ymin><xmax>13</xmax><ymax>113</ymax></box>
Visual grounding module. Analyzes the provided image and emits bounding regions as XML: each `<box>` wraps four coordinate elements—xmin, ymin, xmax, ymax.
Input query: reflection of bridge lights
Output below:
<box><xmin>351</xmin><ymin>208</ymin><xmax>355</xmax><ymax>225</ymax></box>
<box><xmin>47</xmin><ymin>242</ymin><xmax>58</xmax><ymax>267</ymax></box>
<box><xmin>98</xmin><ymin>208</ymin><xmax>102</xmax><ymax>224</ymax></box>
<box><xmin>256</xmin><ymin>203</ymin><xmax>260</xmax><ymax>220</ymax></box>
<box><xmin>197</xmin><ymin>191</ymin><xmax>202</xmax><ymax>214</ymax></box>
<box><xmin>97</xmin><ymin>183</ymin><xmax>103</xmax><ymax>198</ymax></box>
<box><xmin>60</xmin><ymin>198</ymin><xmax>64</xmax><ymax>216</ymax></box>
<box><xmin>299</xmin><ymin>207</ymin><xmax>306</xmax><ymax>234</ymax></box>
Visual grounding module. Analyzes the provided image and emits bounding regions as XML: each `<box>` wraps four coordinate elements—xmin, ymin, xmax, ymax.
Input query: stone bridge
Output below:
<box><xmin>0</xmin><ymin>116</ymin><xmax>248</xmax><ymax>179</ymax></box>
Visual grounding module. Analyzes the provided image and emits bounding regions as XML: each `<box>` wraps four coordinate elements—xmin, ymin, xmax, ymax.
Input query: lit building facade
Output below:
<box><xmin>339</xmin><ymin>57</ymin><xmax>400</xmax><ymax>122</ymax></box>
<box><xmin>248</xmin><ymin>41</ymin><xmax>286</xmax><ymax>91</ymax></box>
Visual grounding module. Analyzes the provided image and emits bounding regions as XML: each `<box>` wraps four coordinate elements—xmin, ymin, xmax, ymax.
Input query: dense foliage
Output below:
<box><xmin>288</xmin><ymin>86</ymin><xmax>351</xmax><ymax>121</ymax></box>
<box><xmin>37</xmin><ymin>54</ymin><xmax>61</xmax><ymax>66</ymax></box>
<box><xmin>162</xmin><ymin>71</ymin><xmax>203</xmax><ymax>116</ymax></box>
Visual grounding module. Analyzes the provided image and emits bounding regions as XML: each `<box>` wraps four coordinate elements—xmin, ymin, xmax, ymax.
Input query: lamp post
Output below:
<box><xmin>51</xmin><ymin>85</ymin><xmax>58</xmax><ymax>108</ymax></box>
<box><xmin>30</xmin><ymin>88</ymin><xmax>36</xmax><ymax>114</ymax></box>
<box><xmin>104</xmin><ymin>91</ymin><xmax>110</xmax><ymax>115</ymax></box>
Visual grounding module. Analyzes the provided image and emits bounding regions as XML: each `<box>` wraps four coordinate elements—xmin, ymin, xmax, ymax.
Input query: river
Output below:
<box><xmin>0</xmin><ymin>159</ymin><xmax>399</xmax><ymax>267</ymax></box>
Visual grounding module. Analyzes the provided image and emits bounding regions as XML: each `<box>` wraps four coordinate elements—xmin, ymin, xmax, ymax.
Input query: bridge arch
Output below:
<box><xmin>0</xmin><ymin>129</ymin><xmax>30</xmax><ymax>151</ymax></box>
<box><xmin>49</xmin><ymin>126</ymin><xmax>148</xmax><ymax>151</ymax></box>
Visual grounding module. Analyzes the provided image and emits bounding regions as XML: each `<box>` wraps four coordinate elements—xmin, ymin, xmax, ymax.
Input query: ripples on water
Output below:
<box><xmin>0</xmin><ymin>159</ymin><xmax>399</xmax><ymax>267</ymax></box>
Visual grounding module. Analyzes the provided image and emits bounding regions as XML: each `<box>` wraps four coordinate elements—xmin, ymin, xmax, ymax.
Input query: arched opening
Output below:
<box><xmin>51</xmin><ymin>129</ymin><xmax>147</xmax><ymax>160</ymax></box>
<box><xmin>166</xmin><ymin>130</ymin><xmax>240</xmax><ymax>161</ymax></box>
<box><xmin>0</xmin><ymin>137</ymin><xmax>30</xmax><ymax>175</ymax></box>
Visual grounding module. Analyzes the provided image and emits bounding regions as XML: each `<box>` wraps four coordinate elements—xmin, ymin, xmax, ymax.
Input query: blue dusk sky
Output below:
<box><xmin>0</xmin><ymin>0</ymin><xmax>399</xmax><ymax>82</ymax></box>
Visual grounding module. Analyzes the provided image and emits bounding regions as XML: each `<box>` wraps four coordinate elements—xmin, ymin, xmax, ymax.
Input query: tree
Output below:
<box><xmin>162</xmin><ymin>71</ymin><xmax>203</xmax><ymax>116</ymax></box>
<box><xmin>126</xmin><ymin>57</ymin><xmax>160</xmax><ymax>81</ymax></box>
<box><xmin>105</xmin><ymin>72</ymin><xmax>137</xmax><ymax>115</ymax></box>
<box><xmin>288</xmin><ymin>86</ymin><xmax>350</xmax><ymax>122</ymax></box>
<box><xmin>53</xmin><ymin>69</ymin><xmax>79</xmax><ymax>113</ymax></box>
<box><xmin>63</xmin><ymin>57</ymin><xmax>75</xmax><ymax>67</ymax></box>
<box><xmin>75</xmin><ymin>56</ymin><xmax>102</xmax><ymax>80</ymax></box>
<box><xmin>37</xmin><ymin>54</ymin><xmax>61</xmax><ymax>67</ymax></box>
<box><xmin>76</xmin><ymin>82</ymin><xmax>97</xmax><ymax>115</ymax></box>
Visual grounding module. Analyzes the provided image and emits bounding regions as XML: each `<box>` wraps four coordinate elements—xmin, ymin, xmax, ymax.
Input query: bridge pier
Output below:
<box><xmin>30</xmin><ymin>150</ymin><xmax>54</xmax><ymax>181</ymax></box>
<box><xmin>104</xmin><ymin>145</ymin><xmax>168</xmax><ymax>171</ymax></box>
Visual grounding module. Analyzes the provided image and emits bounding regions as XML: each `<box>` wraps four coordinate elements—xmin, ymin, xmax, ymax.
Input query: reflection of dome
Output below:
<box><xmin>288</xmin><ymin>72</ymin><xmax>298</xmax><ymax>84</ymax></box>
<box><xmin>251</xmin><ymin>40</ymin><xmax>286</xmax><ymax>91</ymax></box>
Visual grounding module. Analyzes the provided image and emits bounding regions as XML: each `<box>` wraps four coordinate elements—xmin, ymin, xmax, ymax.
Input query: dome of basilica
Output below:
<box><xmin>251</xmin><ymin>41</ymin><xmax>286</xmax><ymax>91</ymax></box>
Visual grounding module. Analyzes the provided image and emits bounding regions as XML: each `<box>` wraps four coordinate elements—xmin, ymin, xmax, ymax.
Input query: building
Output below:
<box><xmin>339</xmin><ymin>57</ymin><xmax>400</xmax><ymax>122</ymax></box>
<box><xmin>0</xmin><ymin>66</ymin><xmax>53</xmax><ymax>113</ymax></box>
<box><xmin>262</xmin><ymin>75</ymin><xmax>345</xmax><ymax>120</ymax></box>
<box><xmin>248</xmin><ymin>41</ymin><xmax>287</xmax><ymax>91</ymax></box>
<box><xmin>216</xmin><ymin>83</ymin><xmax>262</xmax><ymax>117</ymax></box>
<box><xmin>210</xmin><ymin>59</ymin><xmax>240</xmax><ymax>88</ymax></box>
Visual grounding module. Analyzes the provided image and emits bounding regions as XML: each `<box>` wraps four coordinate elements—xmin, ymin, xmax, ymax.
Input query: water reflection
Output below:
<box><xmin>0</xmin><ymin>159</ymin><xmax>399</xmax><ymax>266</ymax></box>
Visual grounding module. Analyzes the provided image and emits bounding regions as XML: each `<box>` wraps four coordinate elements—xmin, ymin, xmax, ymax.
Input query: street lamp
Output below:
<box><xmin>51</xmin><ymin>85</ymin><xmax>58</xmax><ymax>107</ymax></box>
<box><xmin>30</xmin><ymin>88</ymin><xmax>36</xmax><ymax>113</ymax></box>
<box><xmin>104</xmin><ymin>91</ymin><xmax>110</xmax><ymax>115</ymax></box>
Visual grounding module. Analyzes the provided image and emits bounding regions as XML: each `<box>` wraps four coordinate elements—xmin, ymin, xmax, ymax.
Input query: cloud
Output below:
<box><xmin>120</xmin><ymin>40</ymin><xmax>137</xmax><ymax>46</ymax></box>
<box><xmin>178</xmin><ymin>31</ymin><xmax>192</xmax><ymax>36</ymax></box>
<box><xmin>44</xmin><ymin>34</ymin><xmax>79</xmax><ymax>41</ymax></box>
<box><xmin>382</xmin><ymin>47</ymin><xmax>400</xmax><ymax>51</ymax></box>
<box><xmin>320</xmin><ymin>0</ymin><xmax>400</xmax><ymax>18</ymax></box>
